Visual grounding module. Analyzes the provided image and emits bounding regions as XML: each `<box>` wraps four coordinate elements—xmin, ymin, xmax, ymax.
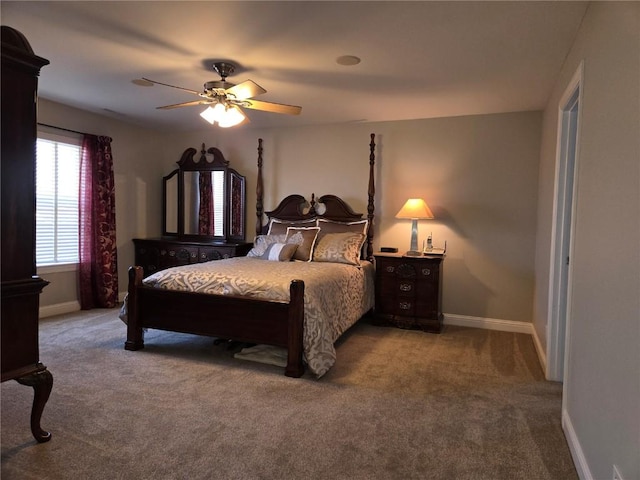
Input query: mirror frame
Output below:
<box><xmin>162</xmin><ymin>143</ymin><xmax>246</xmax><ymax>242</ymax></box>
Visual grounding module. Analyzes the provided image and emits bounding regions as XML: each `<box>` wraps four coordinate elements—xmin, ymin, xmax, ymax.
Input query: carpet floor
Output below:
<box><xmin>1</xmin><ymin>308</ymin><xmax>577</xmax><ymax>479</ymax></box>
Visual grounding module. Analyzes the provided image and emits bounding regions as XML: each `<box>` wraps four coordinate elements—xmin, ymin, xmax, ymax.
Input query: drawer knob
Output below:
<box><xmin>399</xmin><ymin>283</ymin><xmax>412</xmax><ymax>292</ymax></box>
<box><xmin>422</xmin><ymin>268</ymin><xmax>431</xmax><ymax>276</ymax></box>
<box><xmin>385</xmin><ymin>266</ymin><xmax>395</xmax><ymax>273</ymax></box>
<box><xmin>399</xmin><ymin>301</ymin><xmax>412</xmax><ymax>310</ymax></box>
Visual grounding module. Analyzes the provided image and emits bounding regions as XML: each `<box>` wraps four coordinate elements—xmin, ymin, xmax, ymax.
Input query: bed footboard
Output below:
<box><xmin>124</xmin><ymin>266</ymin><xmax>306</xmax><ymax>377</ymax></box>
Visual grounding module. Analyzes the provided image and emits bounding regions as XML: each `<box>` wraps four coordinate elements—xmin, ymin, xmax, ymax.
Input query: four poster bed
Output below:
<box><xmin>123</xmin><ymin>134</ymin><xmax>377</xmax><ymax>378</ymax></box>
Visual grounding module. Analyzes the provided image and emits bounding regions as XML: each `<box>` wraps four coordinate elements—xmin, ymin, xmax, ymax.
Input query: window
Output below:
<box><xmin>36</xmin><ymin>133</ymin><xmax>81</xmax><ymax>267</ymax></box>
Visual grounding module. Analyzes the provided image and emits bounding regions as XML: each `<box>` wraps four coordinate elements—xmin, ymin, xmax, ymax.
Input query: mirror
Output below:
<box><xmin>162</xmin><ymin>144</ymin><xmax>246</xmax><ymax>241</ymax></box>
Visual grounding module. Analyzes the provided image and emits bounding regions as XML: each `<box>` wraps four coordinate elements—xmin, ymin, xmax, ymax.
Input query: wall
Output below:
<box><xmin>38</xmin><ymin>103</ymin><xmax>541</xmax><ymax>328</ymax></box>
<box><xmin>534</xmin><ymin>2</ymin><xmax>639</xmax><ymax>479</ymax></box>
<box><xmin>170</xmin><ymin>110</ymin><xmax>541</xmax><ymax>324</ymax></box>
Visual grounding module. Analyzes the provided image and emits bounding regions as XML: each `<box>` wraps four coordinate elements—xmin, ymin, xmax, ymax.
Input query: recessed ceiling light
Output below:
<box><xmin>336</xmin><ymin>55</ymin><xmax>361</xmax><ymax>66</ymax></box>
<box><xmin>132</xmin><ymin>78</ymin><xmax>154</xmax><ymax>87</ymax></box>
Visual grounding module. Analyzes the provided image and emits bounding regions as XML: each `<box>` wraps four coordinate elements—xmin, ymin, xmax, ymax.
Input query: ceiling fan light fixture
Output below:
<box><xmin>218</xmin><ymin>105</ymin><xmax>246</xmax><ymax>128</ymax></box>
<box><xmin>147</xmin><ymin>61</ymin><xmax>300</xmax><ymax>124</ymax></box>
<box><xmin>200</xmin><ymin>102</ymin><xmax>245</xmax><ymax>127</ymax></box>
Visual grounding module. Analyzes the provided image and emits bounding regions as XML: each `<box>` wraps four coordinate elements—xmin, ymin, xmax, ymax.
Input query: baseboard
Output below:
<box><xmin>444</xmin><ymin>313</ymin><xmax>533</xmax><ymax>335</ymax></box>
<box><xmin>530</xmin><ymin>325</ymin><xmax>548</xmax><ymax>376</ymax></box>
<box><xmin>562</xmin><ymin>408</ymin><xmax>593</xmax><ymax>480</ymax></box>
<box><xmin>40</xmin><ymin>306</ymin><xmax>535</xmax><ymax>336</ymax></box>
<box><xmin>40</xmin><ymin>301</ymin><xmax>80</xmax><ymax>319</ymax></box>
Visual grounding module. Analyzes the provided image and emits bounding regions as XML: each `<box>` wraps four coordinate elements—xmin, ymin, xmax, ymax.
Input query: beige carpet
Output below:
<box><xmin>1</xmin><ymin>308</ymin><xmax>577</xmax><ymax>480</ymax></box>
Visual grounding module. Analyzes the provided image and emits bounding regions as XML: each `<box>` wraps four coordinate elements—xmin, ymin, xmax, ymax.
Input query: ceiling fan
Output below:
<box><xmin>142</xmin><ymin>62</ymin><xmax>302</xmax><ymax>127</ymax></box>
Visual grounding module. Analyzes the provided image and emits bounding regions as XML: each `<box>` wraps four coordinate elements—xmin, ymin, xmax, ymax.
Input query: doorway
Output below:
<box><xmin>547</xmin><ymin>62</ymin><xmax>583</xmax><ymax>383</ymax></box>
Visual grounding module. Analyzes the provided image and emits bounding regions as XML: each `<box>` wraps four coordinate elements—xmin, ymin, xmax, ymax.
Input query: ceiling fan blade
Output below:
<box><xmin>240</xmin><ymin>99</ymin><xmax>302</xmax><ymax>115</ymax></box>
<box><xmin>225</xmin><ymin>80</ymin><xmax>267</xmax><ymax>101</ymax></box>
<box><xmin>142</xmin><ymin>77</ymin><xmax>202</xmax><ymax>96</ymax></box>
<box><xmin>156</xmin><ymin>99</ymin><xmax>212</xmax><ymax>110</ymax></box>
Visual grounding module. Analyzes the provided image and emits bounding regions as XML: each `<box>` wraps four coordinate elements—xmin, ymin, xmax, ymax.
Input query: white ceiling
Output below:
<box><xmin>2</xmin><ymin>1</ymin><xmax>588</xmax><ymax>131</ymax></box>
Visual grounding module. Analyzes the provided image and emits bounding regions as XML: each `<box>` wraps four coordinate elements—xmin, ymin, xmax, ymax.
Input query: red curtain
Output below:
<box><xmin>198</xmin><ymin>171</ymin><xmax>214</xmax><ymax>235</ymax></box>
<box><xmin>79</xmin><ymin>135</ymin><xmax>118</xmax><ymax>309</ymax></box>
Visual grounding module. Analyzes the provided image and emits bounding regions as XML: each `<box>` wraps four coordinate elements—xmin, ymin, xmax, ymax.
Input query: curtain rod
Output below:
<box><xmin>37</xmin><ymin>122</ymin><xmax>87</xmax><ymax>136</ymax></box>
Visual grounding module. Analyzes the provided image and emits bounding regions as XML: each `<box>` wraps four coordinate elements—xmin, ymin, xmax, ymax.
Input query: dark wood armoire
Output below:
<box><xmin>1</xmin><ymin>25</ymin><xmax>53</xmax><ymax>443</ymax></box>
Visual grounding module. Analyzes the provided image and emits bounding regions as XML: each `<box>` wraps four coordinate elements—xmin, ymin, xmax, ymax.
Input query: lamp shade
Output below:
<box><xmin>395</xmin><ymin>198</ymin><xmax>434</xmax><ymax>219</ymax></box>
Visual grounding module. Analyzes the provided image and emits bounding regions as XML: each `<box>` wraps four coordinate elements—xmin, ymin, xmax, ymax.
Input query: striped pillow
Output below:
<box><xmin>258</xmin><ymin>243</ymin><xmax>298</xmax><ymax>261</ymax></box>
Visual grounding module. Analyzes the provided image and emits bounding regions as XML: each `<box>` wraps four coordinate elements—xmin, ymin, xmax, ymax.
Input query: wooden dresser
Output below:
<box><xmin>374</xmin><ymin>253</ymin><xmax>444</xmax><ymax>333</ymax></box>
<box><xmin>1</xmin><ymin>26</ymin><xmax>53</xmax><ymax>442</ymax></box>
<box><xmin>133</xmin><ymin>237</ymin><xmax>252</xmax><ymax>277</ymax></box>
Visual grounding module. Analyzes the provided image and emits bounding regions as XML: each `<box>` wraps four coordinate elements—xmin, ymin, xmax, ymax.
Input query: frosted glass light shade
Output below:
<box><xmin>200</xmin><ymin>104</ymin><xmax>225</xmax><ymax>124</ymax></box>
<box><xmin>218</xmin><ymin>105</ymin><xmax>245</xmax><ymax>128</ymax></box>
<box><xmin>200</xmin><ymin>103</ymin><xmax>245</xmax><ymax>127</ymax></box>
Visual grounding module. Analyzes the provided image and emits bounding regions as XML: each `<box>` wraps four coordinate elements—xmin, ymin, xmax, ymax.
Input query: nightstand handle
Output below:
<box><xmin>385</xmin><ymin>266</ymin><xmax>395</xmax><ymax>273</ymax></box>
<box><xmin>399</xmin><ymin>283</ymin><xmax>412</xmax><ymax>292</ymax></box>
<box><xmin>399</xmin><ymin>301</ymin><xmax>412</xmax><ymax>310</ymax></box>
<box><xmin>422</xmin><ymin>268</ymin><xmax>431</xmax><ymax>276</ymax></box>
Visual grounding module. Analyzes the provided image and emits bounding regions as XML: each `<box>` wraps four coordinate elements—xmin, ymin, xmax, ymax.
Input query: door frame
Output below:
<box><xmin>546</xmin><ymin>61</ymin><xmax>584</xmax><ymax>383</ymax></box>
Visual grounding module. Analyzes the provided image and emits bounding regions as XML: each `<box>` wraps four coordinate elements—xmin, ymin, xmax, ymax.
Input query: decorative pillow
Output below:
<box><xmin>316</xmin><ymin>218</ymin><xmax>368</xmax><ymax>237</ymax></box>
<box><xmin>258</xmin><ymin>243</ymin><xmax>298</xmax><ymax>262</ymax></box>
<box><xmin>313</xmin><ymin>232</ymin><xmax>366</xmax><ymax>266</ymax></box>
<box><xmin>246</xmin><ymin>234</ymin><xmax>287</xmax><ymax>257</ymax></box>
<box><xmin>285</xmin><ymin>226</ymin><xmax>321</xmax><ymax>262</ymax></box>
<box><xmin>267</xmin><ymin>218</ymin><xmax>316</xmax><ymax>236</ymax></box>
<box><xmin>316</xmin><ymin>219</ymin><xmax>368</xmax><ymax>256</ymax></box>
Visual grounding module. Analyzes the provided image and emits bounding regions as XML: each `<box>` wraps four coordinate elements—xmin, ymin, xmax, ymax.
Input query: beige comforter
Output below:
<box><xmin>141</xmin><ymin>257</ymin><xmax>375</xmax><ymax>377</ymax></box>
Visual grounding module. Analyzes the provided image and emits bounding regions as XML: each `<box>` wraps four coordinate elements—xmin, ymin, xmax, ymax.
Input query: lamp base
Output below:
<box><xmin>404</xmin><ymin>250</ymin><xmax>423</xmax><ymax>257</ymax></box>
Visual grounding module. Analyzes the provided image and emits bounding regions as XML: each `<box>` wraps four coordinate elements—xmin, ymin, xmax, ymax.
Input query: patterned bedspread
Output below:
<box><xmin>141</xmin><ymin>257</ymin><xmax>375</xmax><ymax>377</ymax></box>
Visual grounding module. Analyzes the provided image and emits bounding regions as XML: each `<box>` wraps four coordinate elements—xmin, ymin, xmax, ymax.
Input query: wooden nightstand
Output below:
<box><xmin>374</xmin><ymin>252</ymin><xmax>444</xmax><ymax>333</ymax></box>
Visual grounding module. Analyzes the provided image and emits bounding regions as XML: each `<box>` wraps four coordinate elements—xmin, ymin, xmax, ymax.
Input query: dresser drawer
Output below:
<box><xmin>199</xmin><ymin>247</ymin><xmax>228</xmax><ymax>262</ymax></box>
<box><xmin>134</xmin><ymin>238</ymin><xmax>253</xmax><ymax>276</ymax></box>
<box><xmin>160</xmin><ymin>245</ymin><xmax>199</xmax><ymax>268</ymax></box>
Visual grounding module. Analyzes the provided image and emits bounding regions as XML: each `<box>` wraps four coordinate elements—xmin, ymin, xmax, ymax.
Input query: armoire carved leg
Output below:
<box><xmin>16</xmin><ymin>365</ymin><xmax>53</xmax><ymax>443</ymax></box>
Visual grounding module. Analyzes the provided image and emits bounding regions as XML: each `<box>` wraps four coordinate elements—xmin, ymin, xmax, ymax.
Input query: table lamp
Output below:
<box><xmin>395</xmin><ymin>198</ymin><xmax>434</xmax><ymax>256</ymax></box>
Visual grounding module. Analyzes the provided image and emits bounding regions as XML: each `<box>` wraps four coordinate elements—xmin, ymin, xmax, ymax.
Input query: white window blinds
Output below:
<box><xmin>36</xmin><ymin>136</ymin><xmax>81</xmax><ymax>266</ymax></box>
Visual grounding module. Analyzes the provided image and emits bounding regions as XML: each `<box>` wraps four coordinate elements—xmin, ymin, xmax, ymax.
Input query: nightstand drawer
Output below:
<box><xmin>376</xmin><ymin>258</ymin><xmax>401</xmax><ymax>276</ymax></box>
<box><xmin>397</xmin><ymin>280</ymin><xmax>416</xmax><ymax>296</ymax></box>
<box><xmin>417</xmin><ymin>264</ymin><xmax>438</xmax><ymax>281</ymax></box>
<box><xmin>396</xmin><ymin>299</ymin><xmax>416</xmax><ymax>316</ymax></box>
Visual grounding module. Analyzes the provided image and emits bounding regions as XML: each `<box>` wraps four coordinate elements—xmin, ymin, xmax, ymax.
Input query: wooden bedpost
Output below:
<box><xmin>367</xmin><ymin>133</ymin><xmax>376</xmax><ymax>261</ymax></box>
<box><xmin>285</xmin><ymin>280</ymin><xmax>305</xmax><ymax>378</ymax></box>
<box><xmin>256</xmin><ymin>138</ymin><xmax>264</xmax><ymax>237</ymax></box>
<box><xmin>124</xmin><ymin>266</ymin><xmax>145</xmax><ymax>351</ymax></box>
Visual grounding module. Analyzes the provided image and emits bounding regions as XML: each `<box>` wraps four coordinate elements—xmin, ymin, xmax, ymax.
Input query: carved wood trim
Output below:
<box><xmin>178</xmin><ymin>143</ymin><xmax>229</xmax><ymax>171</ymax></box>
